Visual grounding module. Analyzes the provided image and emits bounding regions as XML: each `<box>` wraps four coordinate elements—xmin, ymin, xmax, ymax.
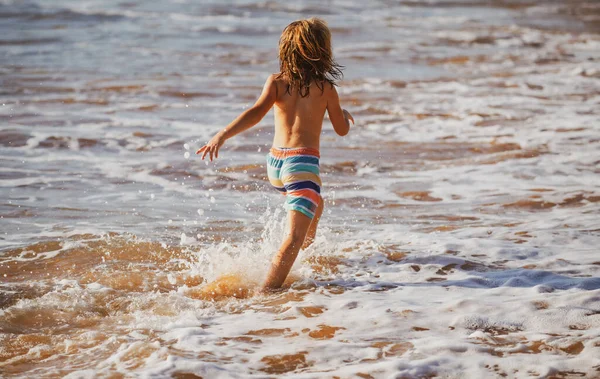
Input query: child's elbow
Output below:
<box><xmin>335</xmin><ymin>124</ymin><xmax>350</xmax><ymax>136</ymax></box>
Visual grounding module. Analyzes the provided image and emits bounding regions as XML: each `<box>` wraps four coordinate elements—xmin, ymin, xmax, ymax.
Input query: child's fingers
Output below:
<box><xmin>343</xmin><ymin>109</ymin><xmax>355</xmax><ymax>125</ymax></box>
<box><xmin>198</xmin><ymin>144</ymin><xmax>221</xmax><ymax>161</ymax></box>
<box><xmin>346</xmin><ymin>111</ymin><xmax>355</xmax><ymax>124</ymax></box>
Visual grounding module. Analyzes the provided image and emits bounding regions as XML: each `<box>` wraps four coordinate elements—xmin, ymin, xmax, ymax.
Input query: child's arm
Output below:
<box><xmin>326</xmin><ymin>86</ymin><xmax>354</xmax><ymax>136</ymax></box>
<box><xmin>196</xmin><ymin>75</ymin><xmax>277</xmax><ymax>161</ymax></box>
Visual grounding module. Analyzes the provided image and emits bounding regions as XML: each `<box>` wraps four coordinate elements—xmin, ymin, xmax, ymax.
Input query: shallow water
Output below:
<box><xmin>1</xmin><ymin>0</ymin><xmax>600</xmax><ymax>377</ymax></box>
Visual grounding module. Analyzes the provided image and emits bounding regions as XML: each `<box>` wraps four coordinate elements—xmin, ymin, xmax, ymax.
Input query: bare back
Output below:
<box><xmin>196</xmin><ymin>73</ymin><xmax>349</xmax><ymax>161</ymax></box>
<box><xmin>272</xmin><ymin>76</ymin><xmax>330</xmax><ymax>150</ymax></box>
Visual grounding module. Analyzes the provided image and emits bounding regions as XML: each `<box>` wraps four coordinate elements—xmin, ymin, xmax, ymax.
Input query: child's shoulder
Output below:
<box><xmin>268</xmin><ymin>73</ymin><xmax>335</xmax><ymax>97</ymax></box>
<box><xmin>268</xmin><ymin>73</ymin><xmax>285</xmax><ymax>86</ymax></box>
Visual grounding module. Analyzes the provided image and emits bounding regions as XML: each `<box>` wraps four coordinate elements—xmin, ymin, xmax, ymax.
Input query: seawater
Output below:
<box><xmin>1</xmin><ymin>0</ymin><xmax>600</xmax><ymax>377</ymax></box>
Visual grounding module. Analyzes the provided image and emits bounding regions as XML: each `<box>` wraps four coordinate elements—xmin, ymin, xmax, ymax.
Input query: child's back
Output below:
<box><xmin>272</xmin><ymin>77</ymin><xmax>349</xmax><ymax>150</ymax></box>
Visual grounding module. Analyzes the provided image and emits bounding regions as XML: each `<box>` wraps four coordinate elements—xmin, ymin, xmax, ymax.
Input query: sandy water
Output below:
<box><xmin>1</xmin><ymin>0</ymin><xmax>600</xmax><ymax>377</ymax></box>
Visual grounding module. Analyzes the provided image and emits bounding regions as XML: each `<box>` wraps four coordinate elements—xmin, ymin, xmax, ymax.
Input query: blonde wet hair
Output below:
<box><xmin>277</xmin><ymin>17</ymin><xmax>343</xmax><ymax>97</ymax></box>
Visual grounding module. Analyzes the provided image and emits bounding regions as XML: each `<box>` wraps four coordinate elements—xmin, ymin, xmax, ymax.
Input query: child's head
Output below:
<box><xmin>278</xmin><ymin>17</ymin><xmax>343</xmax><ymax>96</ymax></box>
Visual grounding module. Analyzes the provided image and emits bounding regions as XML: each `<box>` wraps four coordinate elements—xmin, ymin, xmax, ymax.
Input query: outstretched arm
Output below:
<box><xmin>196</xmin><ymin>75</ymin><xmax>277</xmax><ymax>161</ymax></box>
<box><xmin>326</xmin><ymin>86</ymin><xmax>354</xmax><ymax>137</ymax></box>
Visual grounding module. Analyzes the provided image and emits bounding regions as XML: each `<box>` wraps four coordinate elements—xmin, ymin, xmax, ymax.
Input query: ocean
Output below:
<box><xmin>1</xmin><ymin>0</ymin><xmax>599</xmax><ymax>377</ymax></box>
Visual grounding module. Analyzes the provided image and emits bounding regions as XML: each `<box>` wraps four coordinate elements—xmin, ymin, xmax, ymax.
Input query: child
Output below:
<box><xmin>196</xmin><ymin>18</ymin><xmax>354</xmax><ymax>291</ymax></box>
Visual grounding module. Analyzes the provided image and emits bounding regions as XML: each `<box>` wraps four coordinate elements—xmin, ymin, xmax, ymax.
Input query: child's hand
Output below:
<box><xmin>343</xmin><ymin>109</ymin><xmax>355</xmax><ymax>125</ymax></box>
<box><xmin>196</xmin><ymin>133</ymin><xmax>225</xmax><ymax>161</ymax></box>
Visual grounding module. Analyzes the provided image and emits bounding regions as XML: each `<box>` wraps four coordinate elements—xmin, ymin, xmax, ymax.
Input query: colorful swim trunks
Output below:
<box><xmin>266</xmin><ymin>147</ymin><xmax>322</xmax><ymax>219</ymax></box>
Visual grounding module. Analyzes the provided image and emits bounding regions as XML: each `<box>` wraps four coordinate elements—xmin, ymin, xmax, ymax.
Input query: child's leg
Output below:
<box><xmin>262</xmin><ymin>210</ymin><xmax>312</xmax><ymax>291</ymax></box>
<box><xmin>301</xmin><ymin>196</ymin><xmax>323</xmax><ymax>250</ymax></box>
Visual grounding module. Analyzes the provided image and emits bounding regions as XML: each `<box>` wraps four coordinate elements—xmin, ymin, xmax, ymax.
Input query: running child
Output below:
<box><xmin>196</xmin><ymin>17</ymin><xmax>354</xmax><ymax>291</ymax></box>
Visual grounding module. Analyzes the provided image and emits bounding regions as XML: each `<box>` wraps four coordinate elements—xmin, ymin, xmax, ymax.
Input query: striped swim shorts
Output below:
<box><xmin>266</xmin><ymin>147</ymin><xmax>322</xmax><ymax>219</ymax></box>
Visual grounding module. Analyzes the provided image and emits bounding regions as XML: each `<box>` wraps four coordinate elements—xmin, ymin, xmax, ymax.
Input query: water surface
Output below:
<box><xmin>1</xmin><ymin>0</ymin><xmax>600</xmax><ymax>377</ymax></box>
